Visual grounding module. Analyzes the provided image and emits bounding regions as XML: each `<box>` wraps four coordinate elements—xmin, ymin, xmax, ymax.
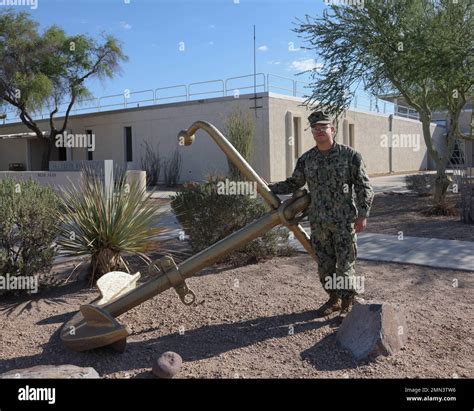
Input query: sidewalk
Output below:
<box><xmin>290</xmin><ymin>226</ymin><xmax>474</xmax><ymax>272</ymax></box>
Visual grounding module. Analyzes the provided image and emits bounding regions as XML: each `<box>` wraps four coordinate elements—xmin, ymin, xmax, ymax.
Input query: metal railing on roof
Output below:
<box><xmin>1</xmin><ymin>72</ymin><xmax>401</xmax><ymax>125</ymax></box>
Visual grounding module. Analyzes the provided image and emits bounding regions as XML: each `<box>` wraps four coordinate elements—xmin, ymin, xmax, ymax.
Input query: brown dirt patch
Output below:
<box><xmin>1</xmin><ymin>255</ymin><xmax>472</xmax><ymax>379</ymax></box>
<box><xmin>366</xmin><ymin>193</ymin><xmax>473</xmax><ymax>241</ymax></box>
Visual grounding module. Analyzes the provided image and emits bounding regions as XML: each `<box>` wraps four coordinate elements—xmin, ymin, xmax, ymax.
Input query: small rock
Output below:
<box><xmin>152</xmin><ymin>352</ymin><xmax>182</xmax><ymax>379</ymax></box>
<box><xmin>0</xmin><ymin>365</ymin><xmax>100</xmax><ymax>379</ymax></box>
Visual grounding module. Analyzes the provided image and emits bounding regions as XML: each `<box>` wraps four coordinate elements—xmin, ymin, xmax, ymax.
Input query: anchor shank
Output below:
<box><xmin>178</xmin><ymin>209</ymin><xmax>280</xmax><ymax>279</ymax></box>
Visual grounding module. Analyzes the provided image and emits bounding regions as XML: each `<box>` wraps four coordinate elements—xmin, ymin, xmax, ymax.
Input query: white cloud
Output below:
<box><xmin>208</xmin><ymin>41</ymin><xmax>214</xmax><ymax>46</ymax></box>
<box><xmin>289</xmin><ymin>59</ymin><xmax>323</xmax><ymax>72</ymax></box>
<box><xmin>120</xmin><ymin>21</ymin><xmax>132</xmax><ymax>30</ymax></box>
<box><xmin>258</xmin><ymin>45</ymin><xmax>268</xmax><ymax>52</ymax></box>
<box><xmin>267</xmin><ymin>60</ymin><xmax>281</xmax><ymax>65</ymax></box>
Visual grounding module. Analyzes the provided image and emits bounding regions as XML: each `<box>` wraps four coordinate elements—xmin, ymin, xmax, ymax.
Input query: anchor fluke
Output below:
<box><xmin>60</xmin><ymin>304</ymin><xmax>130</xmax><ymax>352</ymax></box>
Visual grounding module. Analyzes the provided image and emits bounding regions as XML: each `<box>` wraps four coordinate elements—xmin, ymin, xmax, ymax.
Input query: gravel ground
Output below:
<box><xmin>365</xmin><ymin>193</ymin><xmax>474</xmax><ymax>242</ymax></box>
<box><xmin>0</xmin><ymin>255</ymin><xmax>472</xmax><ymax>379</ymax></box>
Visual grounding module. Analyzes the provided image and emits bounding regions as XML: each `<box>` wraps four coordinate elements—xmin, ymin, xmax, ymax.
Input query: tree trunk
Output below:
<box><xmin>433</xmin><ymin>166</ymin><xmax>451</xmax><ymax>207</ymax></box>
<box><xmin>40</xmin><ymin>138</ymin><xmax>54</xmax><ymax>171</ymax></box>
<box><xmin>419</xmin><ymin>115</ymin><xmax>451</xmax><ymax>209</ymax></box>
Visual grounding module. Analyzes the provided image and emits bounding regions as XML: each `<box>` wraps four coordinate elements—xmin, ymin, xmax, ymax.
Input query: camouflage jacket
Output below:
<box><xmin>269</xmin><ymin>142</ymin><xmax>374</xmax><ymax>223</ymax></box>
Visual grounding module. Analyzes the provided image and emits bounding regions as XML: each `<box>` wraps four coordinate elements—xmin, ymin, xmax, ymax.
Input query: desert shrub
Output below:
<box><xmin>405</xmin><ymin>174</ymin><xmax>435</xmax><ymax>196</ymax></box>
<box><xmin>171</xmin><ymin>179</ymin><xmax>294</xmax><ymax>265</ymax></box>
<box><xmin>141</xmin><ymin>140</ymin><xmax>161</xmax><ymax>188</ymax></box>
<box><xmin>163</xmin><ymin>149</ymin><xmax>182</xmax><ymax>187</ymax></box>
<box><xmin>0</xmin><ymin>179</ymin><xmax>60</xmax><ymax>294</ymax></box>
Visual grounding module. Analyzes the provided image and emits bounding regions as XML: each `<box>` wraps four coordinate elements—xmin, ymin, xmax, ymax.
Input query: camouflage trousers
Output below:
<box><xmin>310</xmin><ymin>220</ymin><xmax>358</xmax><ymax>299</ymax></box>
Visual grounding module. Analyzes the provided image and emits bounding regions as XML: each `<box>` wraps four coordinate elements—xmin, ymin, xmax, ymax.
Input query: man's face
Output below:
<box><xmin>311</xmin><ymin>123</ymin><xmax>334</xmax><ymax>145</ymax></box>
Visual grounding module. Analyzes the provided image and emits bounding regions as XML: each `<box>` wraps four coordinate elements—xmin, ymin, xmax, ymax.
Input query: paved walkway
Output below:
<box><xmin>148</xmin><ymin>214</ymin><xmax>474</xmax><ymax>272</ymax></box>
<box><xmin>290</xmin><ymin>225</ymin><xmax>474</xmax><ymax>272</ymax></box>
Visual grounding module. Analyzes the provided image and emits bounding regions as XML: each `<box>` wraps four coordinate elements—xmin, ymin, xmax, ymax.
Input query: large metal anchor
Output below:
<box><xmin>60</xmin><ymin>121</ymin><xmax>316</xmax><ymax>352</ymax></box>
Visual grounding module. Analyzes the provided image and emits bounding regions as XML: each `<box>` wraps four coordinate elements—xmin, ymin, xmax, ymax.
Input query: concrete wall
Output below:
<box><xmin>0</xmin><ymin>138</ymin><xmax>28</xmax><ymax>170</ymax></box>
<box><xmin>0</xmin><ymin>170</ymin><xmax>146</xmax><ymax>196</ymax></box>
<box><xmin>268</xmin><ymin>95</ymin><xmax>316</xmax><ymax>182</ymax></box>
<box><xmin>125</xmin><ymin>170</ymin><xmax>146</xmax><ymax>194</ymax></box>
<box><xmin>341</xmin><ymin>110</ymin><xmax>433</xmax><ymax>174</ymax></box>
<box><xmin>0</xmin><ymin>171</ymin><xmax>82</xmax><ymax>192</ymax></box>
<box><xmin>267</xmin><ymin>95</ymin><xmax>436</xmax><ymax>180</ymax></box>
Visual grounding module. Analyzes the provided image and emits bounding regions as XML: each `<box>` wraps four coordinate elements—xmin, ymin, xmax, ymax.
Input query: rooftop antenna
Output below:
<box><xmin>250</xmin><ymin>24</ymin><xmax>262</xmax><ymax>117</ymax></box>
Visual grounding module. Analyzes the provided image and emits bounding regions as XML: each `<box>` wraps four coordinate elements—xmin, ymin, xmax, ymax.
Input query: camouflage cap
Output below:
<box><xmin>308</xmin><ymin>111</ymin><xmax>332</xmax><ymax>126</ymax></box>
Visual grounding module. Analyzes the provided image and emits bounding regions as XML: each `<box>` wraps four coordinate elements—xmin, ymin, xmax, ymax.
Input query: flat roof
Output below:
<box><xmin>378</xmin><ymin>93</ymin><xmax>473</xmax><ymax>110</ymax></box>
<box><xmin>0</xmin><ymin>131</ymin><xmax>46</xmax><ymax>140</ymax></box>
<box><xmin>0</xmin><ymin>91</ymin><xmax>443</xmax><ymax>130</ymax></box>
<box><xmin>0</xmin><ymin>92</ymin><xmax>274</xmax><ymax>127</ymax></box>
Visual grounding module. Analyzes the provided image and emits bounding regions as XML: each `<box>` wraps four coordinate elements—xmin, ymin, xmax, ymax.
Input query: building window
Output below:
<box><xmin>125</xmin><ymin>126</ymin><xmax>133</xmax><ymax>162</ymax></box>
<box><xmin>86</xmin><ymin>129</ymin><xmax>93</xmax><ymax>160</ymax></box>
<box><xmin>58</xmin><ymin>147</ymin><xmax>67</xmax><ymax>161</ymax></box>
<box><xmin>349</xmin><ymin>124</ymin><xmax>355</xmax><ymax>148</ymax></box>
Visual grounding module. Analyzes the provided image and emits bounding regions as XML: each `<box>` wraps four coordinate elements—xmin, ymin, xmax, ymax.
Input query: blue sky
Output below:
<box><xmin>24</xmin><ymin>0</ymin><xmax>328</xmax><ymax>100</ymax></box>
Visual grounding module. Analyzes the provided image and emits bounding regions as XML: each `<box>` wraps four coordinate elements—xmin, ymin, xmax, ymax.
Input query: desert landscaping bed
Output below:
<box><xmin>364</xmin><ymin>193</ymin><xmax>473</xmax><ymax>242</ymax></box>
<box><xmin>0</xmin><ymin>255</ymin><xmax>472</xmax><ymax>379</ymax></box>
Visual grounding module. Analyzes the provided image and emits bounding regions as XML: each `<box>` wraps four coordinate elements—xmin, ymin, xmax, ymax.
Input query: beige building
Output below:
<box><xmin>0</xmin><ymin>91</ymin><xmax>450</xmax><ymax>183</ymax></box>
<box><xmin>379</xmin><ymin>94</ymin><xmax>473</xmax><ymax>168</ymax></box>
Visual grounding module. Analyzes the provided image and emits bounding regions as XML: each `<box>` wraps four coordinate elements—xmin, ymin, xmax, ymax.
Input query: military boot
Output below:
<box><xmin>315</xmin><ymin>293</ymin><xmax>341</xmax><ymax>317</ymax></box>
<box><xmin>337</xmin><ymin>295</ymin><xmax>354</xmax><ymax>321</ymax></box>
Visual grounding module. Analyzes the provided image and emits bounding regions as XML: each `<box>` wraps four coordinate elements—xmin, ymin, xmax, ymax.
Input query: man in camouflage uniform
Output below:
<box><xmin>269</xmin><ymin>111</ymin><xmax>374</xmax><ymax>320</ymax></box>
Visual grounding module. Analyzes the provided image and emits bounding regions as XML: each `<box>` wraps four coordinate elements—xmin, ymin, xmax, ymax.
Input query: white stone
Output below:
<box><xmin>96</xmin><ymin>271</ymin><xmax>141</xmax><ymax>305</ymax></box>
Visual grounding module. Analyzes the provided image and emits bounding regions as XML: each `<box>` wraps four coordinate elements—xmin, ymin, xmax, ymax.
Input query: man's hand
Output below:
<box><xmin>354</xmin><ymin>216</ymin><xmax>367</xmax><ymax>233</ymax></box>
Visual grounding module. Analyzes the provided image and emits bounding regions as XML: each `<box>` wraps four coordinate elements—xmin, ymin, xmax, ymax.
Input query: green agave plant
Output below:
<box><xmin>57</xmin><ymin>168</ymin><xmax>165</xmax><ymax>284</ymax></box>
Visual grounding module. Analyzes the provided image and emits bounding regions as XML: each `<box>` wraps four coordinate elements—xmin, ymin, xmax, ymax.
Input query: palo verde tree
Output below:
<box><xmin>0</xmin><ymin>10</ymin><xmax>127</xmax><ymax>170</ymax></box>
<box><xmin>294</xmin><ymin>0</ymin><xmax>474</xmax><ymax>213</ymax></box>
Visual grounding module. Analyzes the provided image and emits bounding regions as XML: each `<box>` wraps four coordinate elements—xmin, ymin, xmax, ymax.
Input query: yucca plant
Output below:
<box><xmin>57</xmin><ymin>168</ymin><xmax>165</xmax><ymax>284</ymax></box>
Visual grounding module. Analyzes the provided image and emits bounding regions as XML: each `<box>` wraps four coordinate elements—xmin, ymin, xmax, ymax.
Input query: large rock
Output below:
<box><xmin>0</xmin><ymin>365</ymin><xmax>100</xmax><ymax>379</ymax></box>
<box><xmin>336</xmin><ymin>299</ymin><xmax>408</xmax><ymax>361</ymax></box>
<box><xmin>152</xmin><ymin>352</ymin><xmax>183</xmax><ymax>379</ymax></box>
